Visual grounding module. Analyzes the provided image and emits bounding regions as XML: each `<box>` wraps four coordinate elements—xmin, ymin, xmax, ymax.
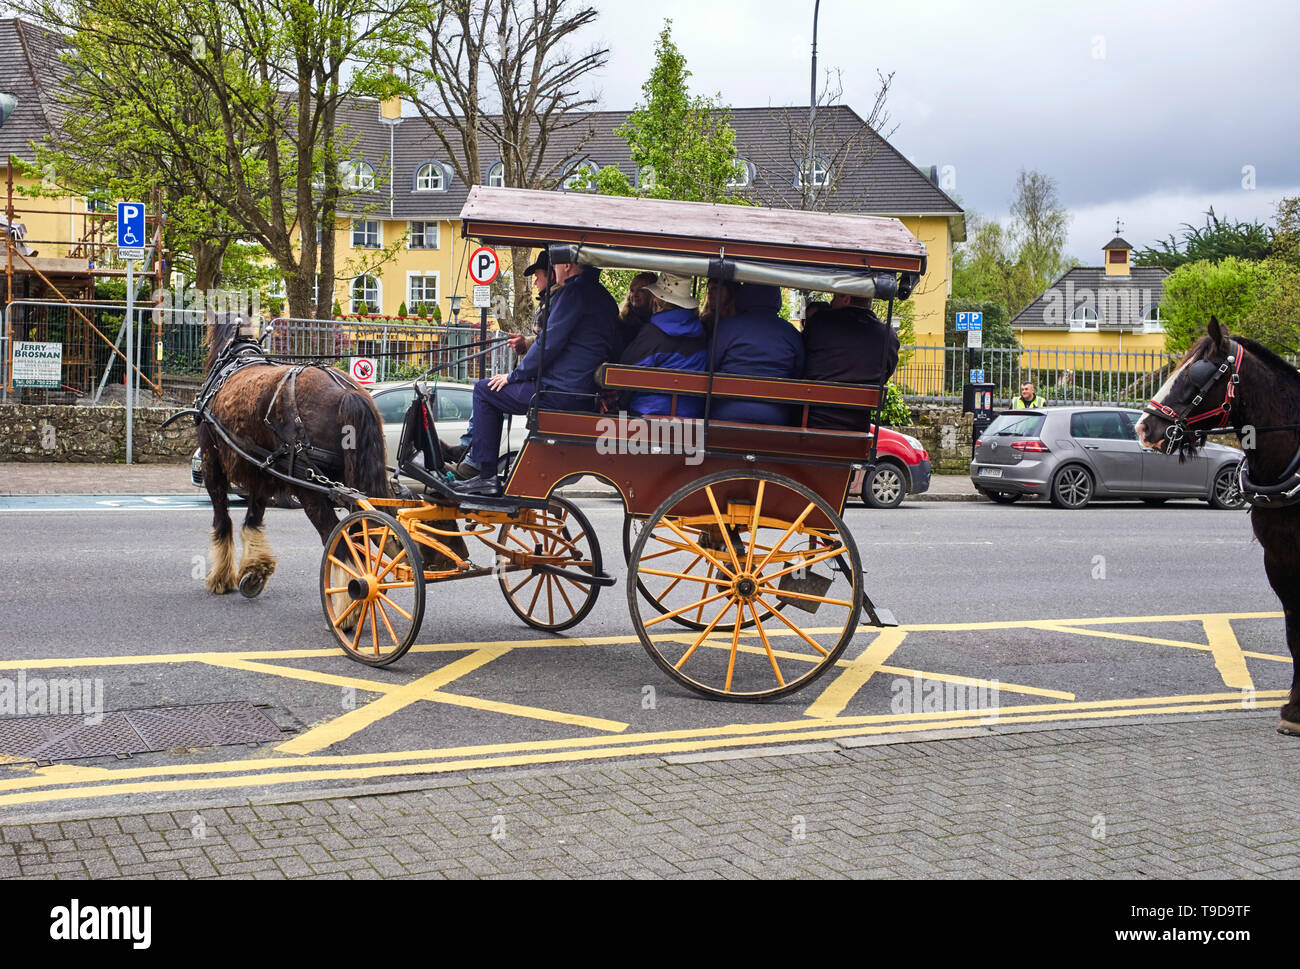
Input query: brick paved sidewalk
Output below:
<box><xmin>3</xmin><ymin>713</ymin><xmax>1297</xmax><ymax>879</ymax></box>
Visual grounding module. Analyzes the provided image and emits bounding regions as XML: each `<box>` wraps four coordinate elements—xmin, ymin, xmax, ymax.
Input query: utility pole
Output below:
<box><xmin>804</xmin><ymin>0</ymin><xmax>821</xmax><ymax>210</ymax></box>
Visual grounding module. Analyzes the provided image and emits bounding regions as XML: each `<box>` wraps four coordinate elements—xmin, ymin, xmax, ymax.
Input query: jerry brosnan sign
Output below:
<box><xmin>12</xmin><ymin>341</ymin><xmax>62</xmax><ymax>388</ymax></box>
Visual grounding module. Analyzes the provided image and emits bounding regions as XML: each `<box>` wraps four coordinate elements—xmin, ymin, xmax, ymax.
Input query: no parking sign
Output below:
<box><xmin>350</xmin><ymin>357</ymin><xmax>377</xmax><ymax>386</ymax></box>
<box><xmin>469</xmin><ymin>246</ymin><xmax>500</xmax><ymax>286</ymax></box>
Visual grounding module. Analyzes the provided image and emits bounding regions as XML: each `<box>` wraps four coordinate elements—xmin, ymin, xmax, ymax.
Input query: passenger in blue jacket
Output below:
<box><xmin>710</xmin><ymin>283</ymin><xmax>805</xmax><ymax>425</ymax></box>
<box><xmin>617</xmin><ymin>272</ymin><xmax>708</xmax><ymax>418</ymax></box>
<box><xmin>458</xmin><ymin>260</ymin><xmax>618</xmax><ymax>496</ymax></box>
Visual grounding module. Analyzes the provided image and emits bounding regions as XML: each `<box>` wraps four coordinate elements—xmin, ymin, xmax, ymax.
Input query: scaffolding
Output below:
<box><xmin>2</xmin><ymin>169</ymin><xmax>164</xmax><ymax>403</ymax></box>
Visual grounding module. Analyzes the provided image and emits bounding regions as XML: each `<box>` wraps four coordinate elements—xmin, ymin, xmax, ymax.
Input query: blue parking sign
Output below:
<box><xmin>956</xmin><ymin>311</ymin><xmax>984</xmax><ymax>332</ymax></box>
<box><xmin>117</xmin><ymin>202</ymin><xmax>146</xmax><ymax>259</ymax></box>
<box><xmin>970</xmin><ymin>369</ymin><xmax>985</xmax><ymax>383</ymax></box>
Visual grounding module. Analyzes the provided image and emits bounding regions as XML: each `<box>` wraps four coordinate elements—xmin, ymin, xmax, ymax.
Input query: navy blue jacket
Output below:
<box><xmin>619</xmin><ymin>307</ymin><xmax>708</xmax><ymax>417</ymax></box>
<box><xmin>710</xmin><ymin>284</ymin><xmax>805</xmax><ymax>425</ymax></box>
<box><xmin>509</xmin><ymin>267</ymin><xmax>617</xmax><ymax>409</ymax></box>
<box><xmin>802</xmin><ymin>305</ymin><xmax>899</xmax><ymax>431</ymax></box>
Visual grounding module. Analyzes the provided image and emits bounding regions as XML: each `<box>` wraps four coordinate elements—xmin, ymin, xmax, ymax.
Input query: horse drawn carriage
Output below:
<box><xmin>314</xmin><ymin>188</ymin><xmax>926</xmax><ymax>701</ymax></box>
<box><xmin>190</xmin><ymin>187</ymin><xmax>928</xmax><ymax>702</ymax></box>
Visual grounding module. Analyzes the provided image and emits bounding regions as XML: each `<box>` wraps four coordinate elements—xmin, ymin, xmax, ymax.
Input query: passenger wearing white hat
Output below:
<box><xmin>615</xmin><ymin>272</ymin><xmax>708</xmax><ymax>418</ymax></box>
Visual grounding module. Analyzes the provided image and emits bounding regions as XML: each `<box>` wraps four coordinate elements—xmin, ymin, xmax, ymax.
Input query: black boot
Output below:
<box><xmin>455</xmin><ymin>474</ymin><xmax>503</xmax><ymax>498</ymax></box>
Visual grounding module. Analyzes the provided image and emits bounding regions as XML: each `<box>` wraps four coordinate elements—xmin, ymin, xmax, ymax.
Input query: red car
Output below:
<box><xmin>848</xmin><ymin>426</ymin><xmax>932</xmax><ymax>508</ymax></box>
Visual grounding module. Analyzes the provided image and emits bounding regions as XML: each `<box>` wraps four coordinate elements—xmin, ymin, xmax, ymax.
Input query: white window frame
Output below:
<box><xmin>340</xmin><ymin>160</ymin><xmax>376</xmax><ymax>192</ymax></box>
<box><xmin>407</xmin><ymin>220</ymin><xmax>440</xmax><ymax>250</ymax></box>
<box><xmin>637</xmin><ymin>166</ymin><xmax>657</xmax><ymax>191</ymax></box>
<box><xmin>1142</xmin><ymin>304</ymin><xmax>1165</xmax><ymax>333</ymax></box>
<box><xmin>351</xmin><ymin>219</ymin><xmax>381</xmax><ymax>249</ymax></box>
<box><xmin>85</xmin><ymin>196</ymin><xmax>113</xmax><ymax>214</ymax></box>
<box><xmin>726</xmin><ymin>159</ymin><xmax>751</xmax><ymax>189</ymax></box>
<box><xmin>798</xmin><ymin>156</ymin><xmax>830</xmax><ymax>189</ymax></box>
<box><xmin>406</xmin><ymin>271</ymin><xmax>440</xmax><ymax>309</ymax></box>
<box><xmin>487</xmin><ymin>162</ymin><xmax>505</xmax><ymax>189</ymax></box>
<box><xmin>414</xmin><ymin>162</ymin><xmax>446</xmax><ymax>192</ymax></box>
<box><xmin>1069</xmin><ymin>304</ymin><xmax>1099</xmax><ymax>332</ymax></box>
<box><xmin>350</xmin><ymin>275</ymin><xmax>381</xmax><ymax>315</ymax></box>
<box><xmin>562</xmin><ymin>160</ymin><xmax>598</xmax><ymax>191</ymax></box>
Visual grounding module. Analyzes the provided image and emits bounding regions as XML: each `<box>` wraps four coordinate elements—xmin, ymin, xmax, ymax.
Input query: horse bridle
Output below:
<box><xmin>1143</xmin><ymin>340</ymin><xmax>1243</xmax><ymax>454</ymax></box>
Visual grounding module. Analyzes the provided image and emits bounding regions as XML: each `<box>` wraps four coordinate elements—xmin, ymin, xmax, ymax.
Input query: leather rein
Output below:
<box><xmin>1143</xmin><ymin>340</ymin><xmax>1300</xmax><ymax>508</ymax></box>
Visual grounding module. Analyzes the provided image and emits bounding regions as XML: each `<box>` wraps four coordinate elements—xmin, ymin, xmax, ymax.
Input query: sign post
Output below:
<box><xmin>468</xmin><ymin>247</ymin><xmax>500</xmax><ymax>381</ymax></box>
<box><xmin>118</xmin><ymin>202</ymin><xmax>146</xmax><ymax>464</ymax></box>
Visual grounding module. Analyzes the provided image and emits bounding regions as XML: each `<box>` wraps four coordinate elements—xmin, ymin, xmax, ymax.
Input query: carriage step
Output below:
<box><xmin>532</xmin><ymin>563</ymin><xmax>618</xmax><ymax>588</ymax></box>
<box><xmin>860</xmin><ymin>586</ymin><xmax>898</xmax><ymax>628</ymax></box>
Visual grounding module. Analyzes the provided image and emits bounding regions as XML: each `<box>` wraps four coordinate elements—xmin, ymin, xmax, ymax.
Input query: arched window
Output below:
<box><xmin>340</xmin><ymin>160</ymin><xmax>376</xmax><ymax>192</ymax></box>
<box><xmin>487</xmin><ymin>161</ymin><xmax>505</xmax><ymax>189</ymax></box>
<box><xmin>797</xmin><ymin>156</ymin><xmax>830</xmax><ymax>189</ymax></box>
<box><xmin>351</xmin><ymin>275</ymin><xmax>380</xmax><ymax>315</ymax></box>
<box><xmin>1070</xmin><ymin>302</ymin><xmax>1098</xmax><ymax>331</ymax></box>
<box><xmin>726</xmin><ymin>159</ymin><xmax>752</xmax><ymax>189</ymax></box>
<box><xmin>562</xmin><ymin>160</ymin><xmax>598</xmax><ymax>191</ymax></box>
<box><xmin>1142</xmin><ymin>303</ymin><xmax>1164</xmax><ymax>333</ymax></box>
<box><xmin>414</xmin><ymin>162</ymin><xmax>446</xmax><ymax>192</ymax></box>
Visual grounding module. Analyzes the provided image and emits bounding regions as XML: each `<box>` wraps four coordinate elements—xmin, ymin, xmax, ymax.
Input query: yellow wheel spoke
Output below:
<box><xmin>369</xmin><ymin>602</ymin><xmax>380</xmax><ymax>656</ymax></box>
<box><xmin>643</xmin><ymin>586</ymin><xmax>733</xmax><ymax>627</ymax></box>
<box><xmin>553</xmin><ymin>574</ymin><xmax>577</xmax><ymax>617</ymax></box>
<box><xmin>507</xmin><ymin>572</ymin><xmax>539</xmax><ymax>597</ymax></box>
<box><xmin>757</xmin><ymin>586</ymin><xmax>854</xmax><ymax>608</ymax></box>
<box><xmin>376</xmin><ymin>592</ymin><xmax>414</xmax><ymax>622</ymax></box>
<box><xmin>753</xmin><ymin>501</ymin><xmax>817</xmax><ymax>574</ymax></box>
<box><xmin>753</xmin><ymin>594</ymin><xmax>829</xmax><ymax>656</ymax></box>
<box><xmin>327</xmin><ymin>555</ymin><xmax>361</xmax><ymax>580</ymax></box>
<box><xmin>705</xmin><ymin>486</ymin><xmax>742</xmax><ymax>574</ymax></box>
<box><xmin>639</xmin><ymin>566</ymin><xmax>730</xmax><ymax>586</ymax></box>
<box><xmin>662</xmin><ymin>516</ymin><xmax>734</xmax><ymax>578</ymax></box>
<box><xmin>374</xmin><ymin>543</ymin><xmax>409</xmax><ymax>584</ymax></box>
<box><xmin>745</xmin><ymin>481</ymin><xmax>765</xmax><ymax>573</ymax></box>
<box><xmin>748</xmin><ymin>601</ymin><xmax>785</xmax><ymax>687</ymax></box>
<box><xmin>331</xmin><ymin>597</ymin><xmax>361</xmax><ymax>630</ymax></box>
<box><xmin>374</xmin><ymin>598</ymin><xmax>401</xmax><ymax>648</ymax></box>
<box><xmin>758</xmin><ymin>543</ymin><xmax>850</xmax><ymax>586</ymax></box>
<box><xmin>724</xmin><ymin>610</ymin><xmax>742</xmax><ymax>692</ymax></box>
<box><xmin>675</xmin><ymin>599</ymin><xmax>736</xmax><ymax>670</ymax></box>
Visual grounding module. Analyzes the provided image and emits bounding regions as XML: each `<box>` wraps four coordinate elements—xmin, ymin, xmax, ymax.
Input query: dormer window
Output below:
<box><xmin>340</xmin><ymin>160</ymin><xmax>376</xmax><ymax>192</ymax></box>
<box><xmin>1069</xmin><ymin>302</ymin><xmax>1099</xmax><ymax>331</ymax></box>
<box><xmin>487</xmin><ymin>162</ymin><xmax>505</xmax><ymax>188</ymax></box>
<box><xmin>798</xmin><ymin>156</ymin><xmax>830</xmax><ymax>189</ymax></box>
<box><xmin>414</xmin><ymin>162</ymin><xmax>447</xmax><ymax>192</ymax></box>
<box><xmin>562</xmin><ymin>160</ymin><xmax>599</xmax><ymax>191</ymax></box>
<box><xmin>726</xmin><ymin>159</ymin><xmax>752</xmax><ymax>189</ymax></box>
<box><xmin>1142</xmin><ymin>303</ymin><xmax>1164</xmax><ymax>333</ymax></box>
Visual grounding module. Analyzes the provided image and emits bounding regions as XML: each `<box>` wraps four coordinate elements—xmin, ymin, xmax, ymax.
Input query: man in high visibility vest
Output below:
<box><xmin>1014</xmin><ymin>382</ymin><xmax>1046</xmax><ymax>409</ymax></box>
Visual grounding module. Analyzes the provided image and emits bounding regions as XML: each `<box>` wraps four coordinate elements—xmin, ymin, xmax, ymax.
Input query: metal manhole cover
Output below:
<box><xmin>0</xmin><ymin>701</ymin><xmax>284</xmax><ymax>764</ymax></box>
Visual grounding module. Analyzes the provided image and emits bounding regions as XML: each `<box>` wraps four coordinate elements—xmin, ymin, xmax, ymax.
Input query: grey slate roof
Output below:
<box><xmin>1009</xmin><ymin>266</ymin><xmax>1171</xmax><ymax>330</ymax></box>
<box><xmin>0</xmin><ymin>18</ymin><xmax>69</xmax><ymax>164</ymax></box>
<box><xmin>1104</xmin><ymin>236</ymin><xmax>1132</xmax><ymax>250</ymax></box>
<box><xmin>336</xmin><ymin>101</ymin><xmax>964</xmax><ymax>222</ymax></box>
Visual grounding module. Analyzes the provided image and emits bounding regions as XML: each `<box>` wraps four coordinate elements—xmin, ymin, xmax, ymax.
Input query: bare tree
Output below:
<box><xmin>748</xmin><ymin>68</ymin><xmax>895</xmax><ymax>213</ymax></box>
<box><xmin>1010</xmin><ymin>168</ymin><xmax>1070</xmax><ymax>289</ymax></box>
<box><xmin>408</xmin><ymin>0</ymin><xmax>608</xmax><ymax>328</ymax></box>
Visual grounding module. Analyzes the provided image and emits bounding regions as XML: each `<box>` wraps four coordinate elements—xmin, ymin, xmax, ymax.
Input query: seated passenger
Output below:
<box><xmin>801</xmin><ymin>293</ymin><xmax>900</xmax><ymax>431</ymax></box>
<box><xmin>614</xmin><ymin>272</ymin><xmax>658</xmax><ymax>358</ymax></box>
<box><xmin>710</xmin><ymin>283</ymin><xmax>805</xmax><ymax>425</ymax></box>
<box><xmin>458</xmin><ymin>260</ymin><xmax>617</xmax><ymax>496</ymax></box>
<box><xmin>617</xmin><ymin>272</ymin><xmax>707</xmax><ymax>418</ymax></box>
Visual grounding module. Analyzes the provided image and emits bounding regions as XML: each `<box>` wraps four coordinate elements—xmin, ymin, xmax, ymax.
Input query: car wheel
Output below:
<box><xmin>1208</xmin><ymin>466</ymin><xmax>1246</xmax><ymax>510</ymax></box>
<box><xmin>861</xmin><ymin>462</ymin><xmax>906</xmax><ymax>509</ymax></box>
<box><xmin>979</xmin><ymin>488</ymin><xmax>1022</xmax><ymax>505</ymax></box>
<box><xmin>1050</xmin><ymin>465</ymin><xmax>1094</xmax><ymax>509</ymax></box>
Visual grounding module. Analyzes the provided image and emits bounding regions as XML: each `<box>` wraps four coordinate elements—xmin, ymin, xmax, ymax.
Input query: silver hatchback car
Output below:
<box><xmin>969</xmin><ymin>406</ymin><xmax>1245</xmax><ymax>509</ymax></box>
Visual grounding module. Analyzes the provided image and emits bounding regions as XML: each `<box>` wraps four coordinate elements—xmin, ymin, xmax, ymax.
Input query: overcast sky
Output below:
<box><xmin>585</xmin><ymin>0</ymin><xmax>1300</xmax><ymax>260</ymax></box>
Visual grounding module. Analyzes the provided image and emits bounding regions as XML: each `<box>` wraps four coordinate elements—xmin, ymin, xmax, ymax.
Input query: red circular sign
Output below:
<box><xmin>351</xmin><ymin>358</ymin><xmax>375</xmax><ymax>384</ymax></box>
<box><xmin>469</xmin><ymin>246</ymin><xmax>501</xmax><ymax>285</ymax></box>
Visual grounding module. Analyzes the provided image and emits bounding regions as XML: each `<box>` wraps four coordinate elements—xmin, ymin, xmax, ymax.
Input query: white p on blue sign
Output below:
<box><xmin>117</xmin><ymin>202</ymin><xmax>146</xmax><ymax>260</ymax></box>
<box><xmin>956</xmin><ymin>311</ymin><xmax>984</xmax><ymax>331</ymax></box>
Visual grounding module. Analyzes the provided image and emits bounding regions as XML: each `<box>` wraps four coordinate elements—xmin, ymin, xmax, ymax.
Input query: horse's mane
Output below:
<box><xmin>1187</xmin><ymin>333</ymin><xmax>1299</xmax><ymax>385</ymax></box>
<box><xmin>204</xmin><ymin>315</ymin><xmax>242</xmax><ymax>373</ymax></box>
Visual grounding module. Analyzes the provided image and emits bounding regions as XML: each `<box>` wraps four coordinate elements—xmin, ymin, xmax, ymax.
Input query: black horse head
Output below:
<box><xmin>204</xmin><ymin>312</ymin><xmax>259</xmax><ymax>373</ymax></box>
<box><xmin>1136</xmin><ymin>317</ymin><xmax>1240</xmax><ymax>460</ymax></box>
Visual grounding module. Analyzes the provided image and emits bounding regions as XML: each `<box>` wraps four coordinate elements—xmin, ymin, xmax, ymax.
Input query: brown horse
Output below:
<box><xmin>1136</xmin><ymin>317</ymin><xmax>1300</xmax><ymax>734</ymax></box>
<box><xmin>197</xmin><ymin>316</ymin><xmax>390</xmax><ymax>597</ymax></box>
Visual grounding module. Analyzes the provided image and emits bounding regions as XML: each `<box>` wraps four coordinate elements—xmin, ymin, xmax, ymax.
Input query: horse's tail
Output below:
<box><xmin>338</xmin><ymin>390</ymin><xmax>391</xmax><ymax>499</ymax></box>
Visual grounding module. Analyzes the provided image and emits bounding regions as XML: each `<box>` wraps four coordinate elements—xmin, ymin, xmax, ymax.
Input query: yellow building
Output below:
<box><xmin>1008</xmin><ymin>236</ymin><xmax>1170</xmax><ymax>352</ymax></box>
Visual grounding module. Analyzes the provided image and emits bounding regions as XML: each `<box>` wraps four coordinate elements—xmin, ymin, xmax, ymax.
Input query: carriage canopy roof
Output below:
<box><xmin>459</xmin><ymin>187</ymin><xmax>928</xmax><ymax>282</ymax></box>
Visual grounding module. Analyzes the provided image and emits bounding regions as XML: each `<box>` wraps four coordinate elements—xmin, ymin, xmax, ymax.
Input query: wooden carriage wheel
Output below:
<box><xmin>623</xmin><ymin>516</ymin><xmax>792</xmax><ymax>631</ymax></box>
<box><xmin>627</xmin><ymin>470</ymin><xmax>863</xmax><ymax>701</ymax></box>
<box><xmin>320</xmin><ymin>510</ymin><xmax>426</xmax><ymax>667</ymax></box>
<box><xmin>497</xmin><ymin>496</ymin><xmax>603</xmax><ymax>632</ymax></box>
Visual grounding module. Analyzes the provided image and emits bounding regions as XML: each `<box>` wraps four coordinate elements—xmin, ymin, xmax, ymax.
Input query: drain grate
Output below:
<box><xmin>0</xmin><ymin>701</ymin><xmax>284</xmax><ymax>764</ymax></box>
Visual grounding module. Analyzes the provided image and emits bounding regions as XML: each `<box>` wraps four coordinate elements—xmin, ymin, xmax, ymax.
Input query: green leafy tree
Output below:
<box><xmin>951</xmin><ymin>214</ymin><xmax>1040</xmax><ymax>317</ymax></box>
<box><xmin>1135</xmin><ymin>208</ymin><xmax>1275</xmax><ymax>269</ymax></box>
<box><xmin>1009</xmin><ymin>169</ymin><xmax>1070</xmax><ymax>289</ymax></box>
<box><xmin>593</xmin><ymin>21</ymin><xmax>747</xmax><ymax>205</ymax></box>
<box><xmin>1271</xmin><ymin>196</ymin><xmax>1300</xmax><ymax>266</ymax></box>
<box><xmin>1160</xmin><ymin>256</ymin><xmax>1276</xmax><ymax>353</ymax></box>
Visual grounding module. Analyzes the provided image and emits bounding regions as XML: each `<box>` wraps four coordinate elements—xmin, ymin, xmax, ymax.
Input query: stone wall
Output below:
<box><xmin>0</xmin><ymin>405</ymin><xmax>196</xmax><ymax>463</ymax></box>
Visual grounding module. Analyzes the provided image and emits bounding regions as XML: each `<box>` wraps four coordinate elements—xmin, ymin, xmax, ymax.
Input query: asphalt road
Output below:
<box><xmin>0</xmin><ymin>496</ymin><xmax>1288</xmax><ymax>816</ymax></box>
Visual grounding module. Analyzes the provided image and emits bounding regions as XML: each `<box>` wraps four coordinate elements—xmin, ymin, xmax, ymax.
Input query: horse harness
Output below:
<box><xmin>166</xmin><ymin>336</ymin><xmax>364</xmax><ymax>502</ymax></box>
<box><xmin>1143</xmin><ymin>339</ymin><xmax>1300</xmax><ymax>508</ymax></box>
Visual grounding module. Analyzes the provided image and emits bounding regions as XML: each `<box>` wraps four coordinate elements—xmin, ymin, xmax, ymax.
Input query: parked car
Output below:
<box><xmin>969</xmin><ymin>406</ymin><xmax>1245</xmax><ymax>509</ymax></box>
<box><xmin>191</xmin><ymin>380</ymin><xmax>527</xmax><ymax>500</ymax></box>
<box><xmin>847</xmin><ymin>426</ymin><xmax>932</xmax><ymax>508</ymax></box>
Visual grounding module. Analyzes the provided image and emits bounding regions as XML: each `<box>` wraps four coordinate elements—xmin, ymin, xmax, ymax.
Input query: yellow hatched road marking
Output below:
<box><xmin>1201</xmin><ymin>616</ymin><xmax>1255</xmax><ymax>690</ymax></box>
<box><xmin>0</xmin><ymin>695</ymin><xmax>1283</xmax><ymax>810</ymax></box>
<box><xmin>803</xmin><ymin>628</ymin><xmax>909</xmax><ymax>719</ymax></box>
